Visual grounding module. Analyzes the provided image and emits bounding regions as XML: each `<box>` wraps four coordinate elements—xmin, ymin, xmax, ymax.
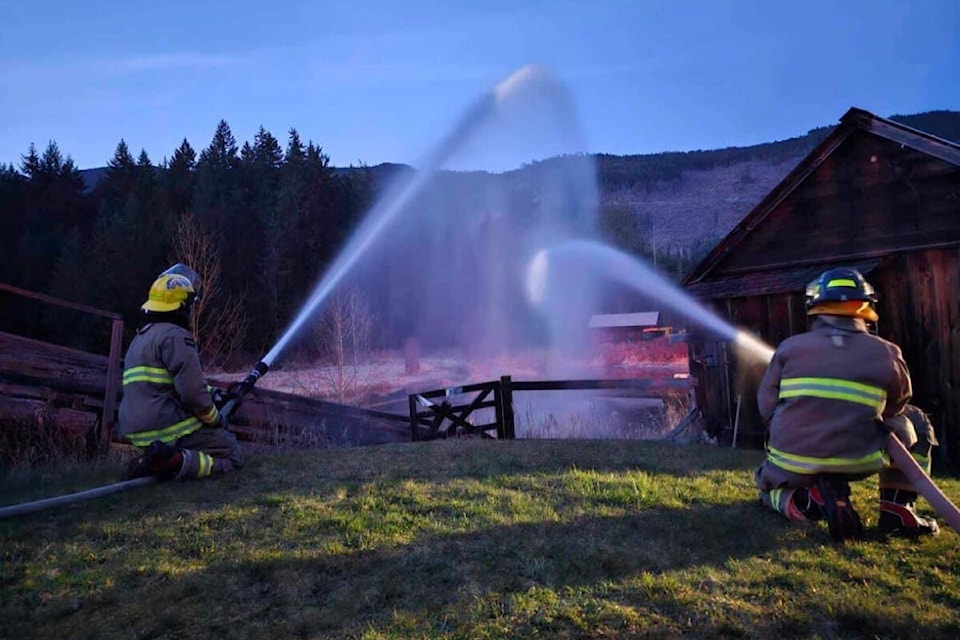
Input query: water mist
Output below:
<box><xmin>263</xmin><ymin>65</ymin><xmax>600</xmax><ymax>372</ymax></box>
<box><xmin>526</xmin><ymin>239</ymin><xmax>776</xmax><ymax>365</ymax></box>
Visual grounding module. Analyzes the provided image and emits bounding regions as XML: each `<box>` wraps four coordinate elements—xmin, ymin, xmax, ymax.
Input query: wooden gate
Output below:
<box><xmin>409</xmin><ymin>375</ymin><xmax>694</xmax><ymax>441</ymax></box>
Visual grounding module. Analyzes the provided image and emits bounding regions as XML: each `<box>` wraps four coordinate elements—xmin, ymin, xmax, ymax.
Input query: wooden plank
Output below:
<box><xmin>0</xmin><ymin>381</ymin><xmax>101</xmax><ymax>409</ymax></box>
<box><xmin>0</xmin><ymin>331</ymin><xmax>109</xmax><ymax>397</ymax></box>
<box><xmin>0</xmin><ymin>396</ymin><xmax>98</xmax><ymax>434</ymax></box>
<box><xmin>500</xmin><ymin>376</ymin><xmax>516</xmax><ymax>439</ymax></box>
<box><xmin>0</xmin><ymin>282</ymin><xmax>121</xmax><ymax>321</ymax></box>
<box><xmin>102</xmin><ymin>318</ymin><xmax>124</xmax><ymax>447</ymax></box>
<box><xmin>509</xmin><ymin>378</ymin><xmax>692</xmax><ymax>393</ymax></box>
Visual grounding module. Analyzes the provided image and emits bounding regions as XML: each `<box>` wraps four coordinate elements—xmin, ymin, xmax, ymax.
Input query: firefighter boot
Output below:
<box><xmin>878</xmin><ymin>489</ymin><xmax>940</xmax><ymax>537</ymax></box>
<box><xmin>817</xmin><ymin>475</ymin><xmax>864</xmax><ymax>543</ymax></box>
<box><xmin>126</xmin><ymin>441</ymin><xmax>184</xmax><ymax>481</ymax></box>
<box><xmin>759</xmin><ymin>486</ymin><xmax>824</xmax><ymax>523</ymax></box>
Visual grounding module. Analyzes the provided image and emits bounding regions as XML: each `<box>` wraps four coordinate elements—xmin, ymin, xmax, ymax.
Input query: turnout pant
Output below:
<box><xmin>174</xmin><ymin>427</ymin><xmax>243</xmax><ymax>479</ymax></box>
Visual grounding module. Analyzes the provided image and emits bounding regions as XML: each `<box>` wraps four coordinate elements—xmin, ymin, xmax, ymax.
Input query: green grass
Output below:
<box><xmin>2</xmin><ymin>440</ymin><xmax>959</xmax><ymax>639</ymax></box>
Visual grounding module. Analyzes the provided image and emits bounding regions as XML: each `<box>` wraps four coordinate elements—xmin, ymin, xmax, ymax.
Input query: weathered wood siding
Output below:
<box><xmin>872</xmin><ymin>250</ymin><xmax>960</xmax><ymax>469</ymax></box>
<box><xmin>689</xmin><ymin>292</ymin><xmax>804</xmax><ymax>445</ymax></box>
<box><xmin>714</xmin><ymin>132</ymin><xmax>960</xmax><ymax>274</ymax></box>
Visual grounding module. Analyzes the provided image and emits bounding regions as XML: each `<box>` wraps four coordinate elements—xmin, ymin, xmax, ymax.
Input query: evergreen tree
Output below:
<box><xmin>227</xmin><ymin>126</ymin><xmax>284</xmax><ymax>349</ymax></box>
<box><xmin>17</xmin><ymin>141</ymin><xmax>89</xmax><ymax>293</ymax></box>
<box><xmin>194</xmin><ymin>121</ymin><xmax>246</xmax><ymax>322</ymax></box>
<box><xmin>0</xmin><ymin>164</ymin><xmax>28</xmax><ymax>285</ymax></box>
<box><xmin>97</xmin><ymin>139</ymin><xmax>137</xmax><ymax>208</ymax></box>
<box><xmin>162</xmin><ymin>138</ymin><xmax>197</xmax><ymax>218</ymax></box>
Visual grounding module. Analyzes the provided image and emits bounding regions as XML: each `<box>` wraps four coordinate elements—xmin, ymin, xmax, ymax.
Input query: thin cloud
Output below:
<box><xmin>0</xmin><ymin>51</ymin><xmax>241</xmax><ymax>86</ymax></box>
<box><xmin>110</xmin><ymin>52</ymin><xmax>240</xmax><ymax>73</ymax></box>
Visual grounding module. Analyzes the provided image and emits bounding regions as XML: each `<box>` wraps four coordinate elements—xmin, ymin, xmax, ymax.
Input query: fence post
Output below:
<box><xmin>500</xmin><ymin>375</ymin><xmax>515</xmax><ymax>439</ymax></box>
<box><xmin>101</xmin><ymin>318</ymin><xmax>124</xmax><ymax>448</ymax></box>
<box><xmin>493</xmin><ymin>379</ymin><xmax>505</xmax><ymax>439</ymax></box>
<box><xmin>408</xmin><ymin>393</ymin><xmax>420</xmax><ymax>442</ymax></box>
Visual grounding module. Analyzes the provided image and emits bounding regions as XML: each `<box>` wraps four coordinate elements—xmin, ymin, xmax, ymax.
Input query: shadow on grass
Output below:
<box><xmin>6</xmin><ymin>498</ymin><xmax>958</xmax><ymax>640</ymax></box>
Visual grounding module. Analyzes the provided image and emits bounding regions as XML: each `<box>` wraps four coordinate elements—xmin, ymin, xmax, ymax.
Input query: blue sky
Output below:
<box><xmin>1</xmin><ymin>0</ymin><xmax>958</xmax><ymax>171</ymax></box>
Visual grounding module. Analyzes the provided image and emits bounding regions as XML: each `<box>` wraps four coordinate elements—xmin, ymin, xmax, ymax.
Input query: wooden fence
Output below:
<box><xmin>2</xmin><ymin>282</ymin><xmax>696</xmax><ymax>451</ymax></box>
<box><xmin>0</xmin><ymin>283</ymin><xmax>123</xmax><ymax>450</ymax></box>
<box><xmin>409</xmin><ymin>375</ymin><xmax>694</xmax><ymax>441</ymax></box>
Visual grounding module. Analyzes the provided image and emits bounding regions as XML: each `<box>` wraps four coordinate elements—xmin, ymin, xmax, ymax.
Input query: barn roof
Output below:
<box><xmin>588</xmin><ymin>312</ymin><xmax>660</xmax><ymax>328</ymax></box>
<box><xmin>684</xmin><ymin>259</ymin><xmax>882</xmax><ymax>299</ymax></box>
<box><xmin>683</xmin><ymin>107</ymin><xmax>960</xmax><ymax>298</ymax></box>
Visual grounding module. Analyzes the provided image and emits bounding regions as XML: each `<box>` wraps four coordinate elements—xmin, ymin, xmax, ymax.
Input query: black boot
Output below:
<box><xmin>878</xmin><ymin>489</ymin><xmax>939</xmax><ymax>537</ymax></box>
<box><xmin>817</xmin><ymin>475</ymin><xmax>864</xmax><ymax>543</ymax></box>
<box><xmin>125</xmin><ymin>441</ymin><xmax>183</xmax><ymax>481</ymax></box>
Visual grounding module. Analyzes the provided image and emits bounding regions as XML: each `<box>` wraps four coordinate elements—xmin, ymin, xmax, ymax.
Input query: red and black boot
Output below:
<box><xmin>878</xmin><ymin>489</ymin><xmax>939</xmax><ymax>537</ymax></box>
<box><xmin>817</xmin><ymin>475</ymin><xmax>864</xmax><ymax>543</ymax></box>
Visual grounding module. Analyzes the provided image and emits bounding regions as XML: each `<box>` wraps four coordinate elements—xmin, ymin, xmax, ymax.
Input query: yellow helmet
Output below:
<box><xmin>142</xmin><ymin>264</ymin><xmax>201</xmax><ymax>312</ymax></box>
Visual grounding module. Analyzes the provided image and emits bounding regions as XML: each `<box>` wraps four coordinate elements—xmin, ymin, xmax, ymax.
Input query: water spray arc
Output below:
<box><xmin>261</xmin><ymin>65</ymin><xmax>569</xmax><ymax>369</ymax></box>
<box><xmin>526</xmin><ymin>239</ymin><xmax>960</xmax><ymax>531</ymax></box>
<box><xmin>526</xmin><ymin>239</ymin><xmax>775</xmax><ymax>364</ymax></box>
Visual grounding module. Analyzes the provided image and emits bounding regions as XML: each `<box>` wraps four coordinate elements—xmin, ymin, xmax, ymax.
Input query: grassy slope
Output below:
<box><xmin>1</xmin><ymin>440</ymin><xmax>959</xmax><ymax>640</ymax></box>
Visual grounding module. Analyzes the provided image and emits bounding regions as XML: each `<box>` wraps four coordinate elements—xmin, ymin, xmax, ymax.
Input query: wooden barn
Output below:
<box><xmin>681</xmin><ymin>107</ymin><xmax>960</xmax><ymax>470</ymax></box>
<box><xmin>588</xmin><ymin>312</ymin><xmax>665</xmax><ymax>343</ymax></box>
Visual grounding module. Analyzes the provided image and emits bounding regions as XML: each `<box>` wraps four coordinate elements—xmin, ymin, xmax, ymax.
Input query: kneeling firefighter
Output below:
<box><xmin>755</xmin><ymin>267</ymin><xmax>939</xmax><ymax>541</ymax></box>
<box><xmin>120</xmin><ymin>264</ymin><xmax>243</xmax><ymax>480</ymax></box>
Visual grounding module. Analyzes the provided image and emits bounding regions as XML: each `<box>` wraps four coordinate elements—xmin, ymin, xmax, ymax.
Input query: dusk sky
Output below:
<box><xmin>2</xmin><ymin>0</ymin><xmax>958</xmax><ymax>172</ymax></box>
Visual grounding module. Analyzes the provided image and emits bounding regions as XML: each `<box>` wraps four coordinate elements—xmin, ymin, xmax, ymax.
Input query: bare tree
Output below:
<box><xmin>171</xmin><ymin>213</ymin><xmax>248</xmax><ymax>366</ymax></box>
<box><xmin>313</xmin><ymin>288</ymin><xmax>380</xmax><ymax>404</ymax></box>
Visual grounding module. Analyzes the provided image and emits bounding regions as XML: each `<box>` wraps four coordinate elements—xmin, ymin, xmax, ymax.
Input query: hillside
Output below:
<box><xmin>2</xmin><ymin>439</ymin><xmax>959</xmax><ymax>639</ymax></box>
<box><xmin>79</xmin><ymin>110</ymin><xmax>960</xmax><ymax>257</ymax></box>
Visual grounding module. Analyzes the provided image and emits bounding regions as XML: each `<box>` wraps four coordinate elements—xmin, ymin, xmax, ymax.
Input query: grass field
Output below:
<box><xmin>2</xmin><ymin>439</ymin><xmax>959</xmax><ymax>639</ymax></box>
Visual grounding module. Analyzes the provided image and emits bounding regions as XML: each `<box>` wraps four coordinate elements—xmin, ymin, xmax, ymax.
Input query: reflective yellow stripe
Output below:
<box><xmin>770</xmin><ymin>488</ymin><xmax>786</xmax><ymax>515</ymax></box>
<box><xmin>123</xmin><ymin>366</ymin><xmax>173</xmax><ymax>386</ymax></box>
<box><xmin>126</xmin><ymin>416</ymin><xmax>203</xmax><ymax>447</ymax></box>
<box><xmin>827</xmin><ymin>278</ymin><xmax>857</xmax><ymax>289</ymax></box>
<box><xmin>197</xmin><ymin>452</ymin><xmax>214</xmax><ymax>477</ymax></box>
<box><xmin>768</xmin><ymin>445</ymin><xmax>887</xmax><ymax>475</ymax></box>
<box><xmin>779</xmin><ymin>377</ymin><xmax>886</xmax><ymax>411</ymax></box>
<box><xmin>199</xmin><ymin>406</ymin><xmax>220</xmax><ymax>424</ymax></box>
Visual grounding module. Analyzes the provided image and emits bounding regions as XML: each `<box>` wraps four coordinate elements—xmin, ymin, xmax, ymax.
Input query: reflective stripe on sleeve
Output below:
<box><xmin>779</xmin><ymin>377</ymin><xmax>886</xmax><ymax>411</ymax></box>
<box><xmin>198</xmin><ymin>405</ymin><xmax>220</xmax><ymax>425</ymax></box>
<box><xmin>123</xmin><ymin>366</ymin><xmax>174</xmax><ymax>386</ymax></box>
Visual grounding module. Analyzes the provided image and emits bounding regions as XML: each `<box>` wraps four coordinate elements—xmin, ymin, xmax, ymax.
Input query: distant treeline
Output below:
<box><xmin>2</xmin><ymin>110</ymin><xmax>958</xmax><ymax>359</ymax></box>
<box><xmin>0</xmin><ymin>121</ymin><xmax>374</xmax><ymax>360</ymax></box>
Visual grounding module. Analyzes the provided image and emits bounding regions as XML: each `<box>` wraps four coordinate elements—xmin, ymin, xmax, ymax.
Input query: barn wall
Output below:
<box><xmin>716</xmin><ymin>133</ymin><xmax>960</xmax><ymax>275</ymax></box>
<box><xmin>689</xmin><ymin>292</ymin><xmax>804</xmax><ymax>445</ymax></box>
<box><xmin>873</xmin><ymin>249</ymin><xmax>960</xmax><ymax>471</ymax></box>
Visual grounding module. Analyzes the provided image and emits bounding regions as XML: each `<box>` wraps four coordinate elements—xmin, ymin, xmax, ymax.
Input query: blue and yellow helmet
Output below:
<box><xmin>805</xmin><ymin>267</ymin><xmax>878</xmax><ymax>321</ymax></box>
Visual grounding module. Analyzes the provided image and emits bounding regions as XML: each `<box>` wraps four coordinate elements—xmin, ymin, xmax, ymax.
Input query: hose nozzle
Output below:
<box><xmin>221</xmin><ymin>361</ymin><xmax>270</xmax><ymax>418</ymax></box>
<box><xmin>235</xmin><ymin>361</ymin><xmax>269</xmax><ymax>397</ymax></box>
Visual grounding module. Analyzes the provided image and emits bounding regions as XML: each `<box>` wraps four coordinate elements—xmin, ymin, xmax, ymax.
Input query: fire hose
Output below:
<box><xmin>0</xmin><ymin>361</ymin><xmax>270</xmax><ymax>520</ymax></box>
<box><xmin>885</xmin><ymin>433</ymin><xmax>960</xmax><ymax>532</ymax></box>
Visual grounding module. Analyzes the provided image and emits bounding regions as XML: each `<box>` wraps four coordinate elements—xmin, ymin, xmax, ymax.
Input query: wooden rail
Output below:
<box><xmin>409</xmin><ymin>375</ymin><xmax>694</xmax><ymax>441</ymax></box>
<box><xmin>0</xmin><ymin>280</ymin><xmax>124</xmax><ymax>449</ymax></box>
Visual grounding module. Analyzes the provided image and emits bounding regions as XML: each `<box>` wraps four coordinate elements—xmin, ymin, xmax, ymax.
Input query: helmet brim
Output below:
<box><xmin>142</xmin><ymin>300</ymin><xmax>185</xmax><ymax>313</ymax></box>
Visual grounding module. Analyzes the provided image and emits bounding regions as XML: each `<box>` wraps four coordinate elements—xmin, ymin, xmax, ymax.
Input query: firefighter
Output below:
<box><xmin>754</xmin><ymin>267</ymin><xmax>938</xmax><ymax>541</ymax></box>
<box><xmin>120</xmin><ymin>264</ymin><xmax>242</xmax><ymax>480</ymax></box>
